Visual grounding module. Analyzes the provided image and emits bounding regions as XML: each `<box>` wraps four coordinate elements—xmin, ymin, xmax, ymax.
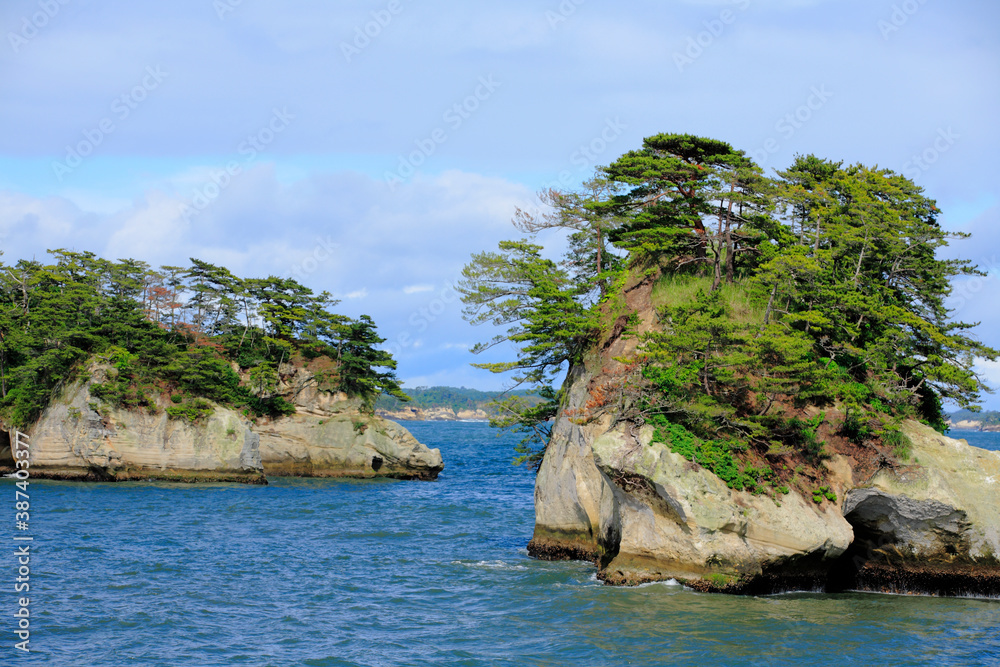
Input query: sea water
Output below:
<box><xmin>3</xmin><ymin>423</ymin><xmax>999</xmax><ymax>666</ymax></box>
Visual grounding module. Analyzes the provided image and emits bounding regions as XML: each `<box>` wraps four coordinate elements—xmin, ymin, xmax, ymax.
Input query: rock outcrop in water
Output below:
<box><xmin>836</xmin><ymin>421</ymin><xmax>1000</xmax><ymax>596</ymax></box>
<box><xmin>946</xmin><ymin>418</ymin><xmax>1000</xmax><ymax>432</ymax></box>
<box><xmin>529</xmin><ymin>363</ymin><xmax>854</xmax><ymax>591</ymax></box>
<box><xmin>7</xmin><ymin>365</ymin><xmax>265</xmax><ymax>484</ymax></box>
<box><xmin>2</xmin><ymin>362</ymin><xmax>443</xmax><ymax>483</ymax></box>
<box><xmin>528</xmin><ymin>278</ymin><xmax>1000</xmax><ymax>596</ymax></box>
<box><xmin>254</xmin><ymin>363</ymin><xmax>444</xmax><ymax>480</ymax></box>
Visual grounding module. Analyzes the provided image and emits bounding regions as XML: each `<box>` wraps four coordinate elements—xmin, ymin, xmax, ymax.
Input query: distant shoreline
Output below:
<box><xmin>946</xmin><ymin>424</ymin><xmax>1000</xmax><ymax>433</ymax></box>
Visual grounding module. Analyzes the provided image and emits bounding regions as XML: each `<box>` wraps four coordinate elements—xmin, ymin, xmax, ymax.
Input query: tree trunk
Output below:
<box><xmin>763</xmin><ymin>283</ymin><xmax>778</xmax><ymax>325</ymax></box>
<box><xmin>724</xmin><ymin>191</ymin><xmax>736</xmax><ymax>284</ymax></box>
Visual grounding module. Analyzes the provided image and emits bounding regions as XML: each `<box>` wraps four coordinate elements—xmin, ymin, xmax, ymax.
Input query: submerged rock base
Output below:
<box><xmin>530</xmin><ymin>542</ymin><xmax>1000</xmax><ymax>597</ymax></box>
<box><xmin>527</xmin><ymin>532</ymin><xmax>601</xmax><ymax>563</ymax></box>
<box><xmin>846</xmin><ymin>561</ymin><xmax>1000</xmax><ymax>598</ymax></box>
<box><xmin>1</xmin><ymin>465</ymin><xmax>267</xmax><ymax>485</ymax></box>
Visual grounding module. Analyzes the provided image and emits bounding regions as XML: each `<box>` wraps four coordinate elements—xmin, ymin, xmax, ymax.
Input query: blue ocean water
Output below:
<box><xmin>2</xmin><ymin>422</ymin><xmax>999</xmax><ymax>666</ymax></box>
<box><xmin>948</xmin><ymin>429</ymin><xmax>1000</xmax><ymax>452</ymax></box>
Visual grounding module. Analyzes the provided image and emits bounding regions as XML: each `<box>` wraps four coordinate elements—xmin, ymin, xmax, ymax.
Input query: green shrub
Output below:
<box><xmin>812</xmin><ymin>486</ymin><xmax>837</xmax><ymax>503</ymax></box>
<box><xmin>881</xmin><ymin>428</ymin><xmax>913</xmax><ymax>460</ymax></box>
<box><xmin>652</xmin><ymin>420</ymin><xmax>765</xmax><ymax>492</ymax></box>
<box><xmin>705</xmin><ymin>573</ymin><xmax>734</xmax><ymax>588</ymax></box>
<box><xmin>840</xmin><ymin>409</ymin><xmax>872</xmax><ymax>444</ymax></box>
<box><xmin>165</xmin><ymin>398</ymin><xmax>214</xmax><ymax>422</ymax></box>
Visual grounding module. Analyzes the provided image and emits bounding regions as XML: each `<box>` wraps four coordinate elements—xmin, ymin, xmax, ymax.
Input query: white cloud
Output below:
<box><xmin>976</xmin><ymin>358</ymin><xmax>1000</xmax><ymax>389</ymax></box>
<box><xmin>1</xmin><ymin>0</ymin><xmax>998</xmax><ymax>393</ymax></box>
<box><xmin>344</xmin><ymin>289</ymin><xmax>368</xmax><ymax>300</ymax></box>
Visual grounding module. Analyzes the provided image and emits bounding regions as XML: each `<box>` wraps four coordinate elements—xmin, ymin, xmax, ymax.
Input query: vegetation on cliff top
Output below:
<box><xmin>0</xmin><ymin>252</ymin><xmax>406</xmax><ymax>428</ymax></box>
<box><xmin>459</xmin><ymin>132</ymin><xmax>998</xmax><ymax>482</ymax></box>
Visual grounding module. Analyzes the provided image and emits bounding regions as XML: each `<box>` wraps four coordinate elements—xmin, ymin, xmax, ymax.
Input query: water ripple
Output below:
<box><xmin>4</xmin><ymin>423</ymin><xmax>1000</xmax><ymax>666</ymax></box>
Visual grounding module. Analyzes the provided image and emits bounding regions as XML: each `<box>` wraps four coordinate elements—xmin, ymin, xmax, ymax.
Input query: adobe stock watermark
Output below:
<box><xmin>384</xmin><ymin>75</ymin><xmax>502</xmax><ymax>191</ymax></box>
<box><xmin>51</xmin><ymin>66</ymin><xmax>168</xmax><ymax>182</ymax></box>
<box><xmin>11</xmin><ymin>430</ymin><xmax>32</xmax><ymax>653</ymax></box>
<box><xmin>7</xmin><ymin>0</ymin><xmax>71</xmax><ymax>53</ymax></box>
<box><xmin>749</xmin><ymin>85</ymin><xmax>833</xmax><ymax>166</ymax></box>
<box><xmin>341</xmin><ymin>0</ymin><xmax>412</xmax><ymax>63</ymax></box>
<box><xmin>541</xmin><ymin>117</ymin><xmax>627</xmax><ymax>193</ymax></box>
<box><xmin>287</xmin><ymin>235</ymin><xmax>338</xmax><ymax>284</ymax></box>
<box><xmin>946</xmin><ymin>253</ymin><xmax>998</xmax><ymax>316</ymax></box>
<box><xmin>901</xmin><ymin>127</ymin><xmax>958</xmax><ymax>181</ymax></box>
<box><xmin>546</xmin><ymin>0</ymin><xmax>586</xmax><ymax>30</ymax></box>
<box><xmin>878</xmin><ymin>0</ymin><xmax>930</xmax><ymax>40</ymax></box>
<box><xmin>509</xmin><ymin>117</ymin><xmax>628</xmax><ymax>225</ymax></box>
<box><xmin>383</xmin><ymin>280</ymin><xmax>462</xmax><ymax>358</ymax></box>
<box><xmin>178</xmin><ymin>107</ymin><xmax>294</xmax><ymax>222</ymax></box>
<box><xmin>214</xmin><ymin>0</ymin><xmax>244</xmax><ymax>20</ymax></box>
<box><xmin>673</xmin><ymin>0</ymin><xmax>750</xmax><ymax>73</ymax></box>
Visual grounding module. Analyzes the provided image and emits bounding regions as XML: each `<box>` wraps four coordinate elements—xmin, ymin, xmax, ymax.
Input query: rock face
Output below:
<box><xmin>257</xmin><ymin>413</ymin><xmax>443</xmax><ymax>480</ymax></box>
<box><xmin>837</xmin><ymin>421</ymin><xmax>1000</xmax><ymax>595</ymax></box>
<box><xmin>530</xmin><ymin>366</ymin><xmax>1000</xmax><ymax>595</ymax></box>
<box><xmin>256</xmin><ymin>365</ymin><xmax>443</xmax><ymax>480</ymax></box>
<box><xmin>12</xmin><ymin>367</ymin><xmax>264</xmax><ymax>484</ymax></box>
<box><xmin>1</xmin><ymin>360</ymin><xmax>443</xmax><ymax>484</ymax></box>
<box><xmin>529</xmin><ymin>364</ymin><xmax>854</xmax><ymax>590</ymax></box>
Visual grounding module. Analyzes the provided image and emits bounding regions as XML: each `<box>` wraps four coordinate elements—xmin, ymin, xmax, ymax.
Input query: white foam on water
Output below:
<box><xmin>452</xmin><ymin>559</ymin><xmax>528</xmax><ymax>571</ymax></box>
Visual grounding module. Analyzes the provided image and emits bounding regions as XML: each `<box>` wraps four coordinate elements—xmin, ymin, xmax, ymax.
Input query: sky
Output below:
<box><xmin>1</xmin><ymin>0</ymin><xmax>999</xmax><ymax>407</ymax></box>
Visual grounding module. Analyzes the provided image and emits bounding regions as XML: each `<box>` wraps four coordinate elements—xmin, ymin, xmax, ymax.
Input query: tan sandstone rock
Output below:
<box><xmin>530</xmin><ymin>365</ymin><xmax>1000</xmax><ymax>594</ymax></box>
<box><xmin>20</xmin><ymin>366</ymin><xmax>264</xmax><ymax>484</ymax></box>
<box><xmin>256</xmin><ymin>364</ymin><xmax>443</xmax><ymax>480</ymax></box>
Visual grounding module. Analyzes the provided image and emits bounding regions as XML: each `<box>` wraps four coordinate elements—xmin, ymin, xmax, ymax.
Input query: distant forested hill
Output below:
<box><xmin>376</xmin><ymin>386</ymin><xmax>542</xmax><ymax>413</ymax></box>
<box><xmin>949</xmin><ymin>410</ymin><xmax>1000</xmax><ymax>425</ymax></box>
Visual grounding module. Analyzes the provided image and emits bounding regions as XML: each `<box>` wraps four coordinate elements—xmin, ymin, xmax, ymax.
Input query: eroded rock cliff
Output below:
<box><xmin>255</xmin><ymin>363</ymin><xmax>444</xmax><ymax>480</ymax></box>
<box><xmin>3</xmin><ymin>360</ymin><xmax>444</xmax><ymax>483</ymax></box>
<box><xmin>14</xmin><ymin>366</ymin><xmax>264</xmax><ymax>484</ymax></box>
<box><xmin>529</xmin><ymin>363</ymin><xmax>855</xmax><ymax>590</ymax></box>
<box><xmin>531</xmin><ymin>367</ymin><xmax>1000</xmax><ymax>594</ymax></box>
<box><xmin>836</xmin><ymin>421</ymin><xmax>1000</xmax><ymax>595</ymax></box>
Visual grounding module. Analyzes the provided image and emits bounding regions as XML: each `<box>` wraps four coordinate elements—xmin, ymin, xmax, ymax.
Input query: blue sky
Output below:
<box><xmin>2</xmin><ymin>0</ymin><xmax>999</xmax><ymax>407</ymax></box>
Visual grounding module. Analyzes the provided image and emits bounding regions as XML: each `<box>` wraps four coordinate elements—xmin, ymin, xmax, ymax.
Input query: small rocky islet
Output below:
<box><xmin>457</xmin><ymin>133</ymin><xmax>1000</xmax><ymax>598</ymax></box>
<box><xmin>0</xmin><ymin>255</ymin><xmax>442</xmax><ymax>485</ymax></box>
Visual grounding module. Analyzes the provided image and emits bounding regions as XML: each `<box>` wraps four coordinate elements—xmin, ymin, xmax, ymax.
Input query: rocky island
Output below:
<box><xmin>527</xmin><ymin>281</ymin><xmax>1000</xmax><ymax>595</ymax></box>
<box><xmin>0</xmin><ymin>253</ymin><xmax>441</xmax><ymax>483</ymax></box>
<box><xmin>255</xmin><ymin>361</ymin><xmax>442</xmax><ymax>480</ymax></box>
<box><xmin>458</xmin><ymin>133</ymin><xmax>1000</xmax><ymax>596</ymax></box>
<box><xmin>374</xmin><ymin>385</ymin><xmax>546</xmax><ymax>422</ymax></box>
